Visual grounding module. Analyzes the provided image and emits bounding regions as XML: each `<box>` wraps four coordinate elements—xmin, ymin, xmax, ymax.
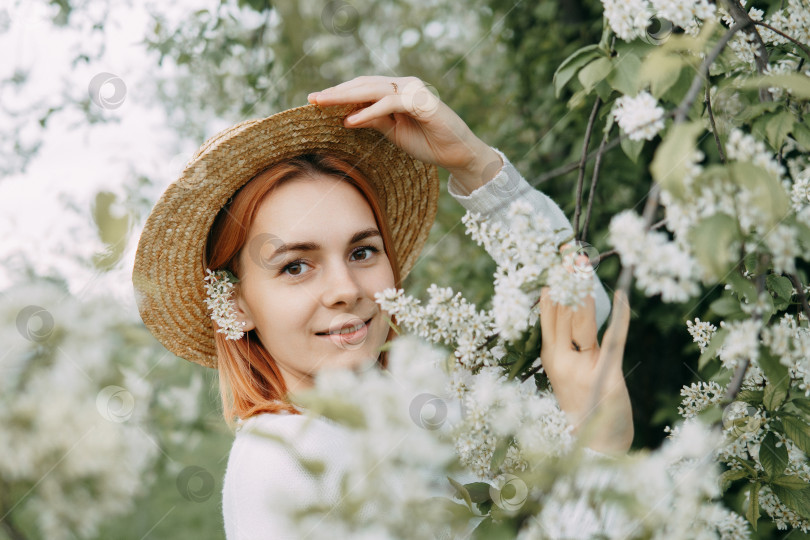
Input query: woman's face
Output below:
<box><xmin>233</xmin><ymin>173</ymin><xmax>395</xmax><ymax>393</ymax></box>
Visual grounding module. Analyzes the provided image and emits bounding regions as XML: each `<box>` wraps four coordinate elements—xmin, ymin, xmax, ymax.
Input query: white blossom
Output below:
<box><xmin>687</xmin><ymin>318</ymin><xmax>717</xmax><ymax>353</ymax></box>
<box><xmin>609</xmin><ymin>210</ymin><xmax>701</xmax><ymax>302</ymax></box>
<box><xmin>612</xmin><ymin>92</ymin><xmax>666</xmax><ymax>141</ymax></box>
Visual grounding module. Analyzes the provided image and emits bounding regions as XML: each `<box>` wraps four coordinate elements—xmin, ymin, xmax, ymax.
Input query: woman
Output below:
<box><xmin>133</xmin><ymin>76</ymin><xmax>633</xmax><ymax>538</ymax></box>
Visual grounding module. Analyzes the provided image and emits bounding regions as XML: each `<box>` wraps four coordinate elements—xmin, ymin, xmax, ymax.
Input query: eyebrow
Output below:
<box><xmin>271</xmin><ymin>228</ymin><xmax>382</xmax><ymax>258</ymax></box>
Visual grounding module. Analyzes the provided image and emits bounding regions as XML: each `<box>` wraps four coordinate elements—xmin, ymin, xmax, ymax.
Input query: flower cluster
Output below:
<box><xmin>608</xmin><ymin>210</ymin><xmax>701</xmax><ymax>302</ymax></box>
<box><xmin>0</xmin><ymin>278</ymin><xmax>168</xmax><ymax>540</ymax></box>
<box><xmin>375</xmin><ymin>285</ymin><xmax>499</xmax><ymax>369</ymax></box>
<box><xmin>602</xmin><ymin>0</ymin><xmax>716</xmax><ymax>41</ymax></box>
<box><xmin>612</xmin><ymin>91</ymin><xmax>666</xmax><ymax>141</ymax></box>
<box><xmin>203</xmin><ymin>268</ymin><xmax>246</xmax><ymax>340</ymax></box>
<box><xmin>687</xmin><ymin>318</ymin><xmax>717</xmax><ymax>353</ymax></box>
<box><xmin>464</xmin><ymin>200</ymin><xmax>595</xmax><ymax>341</ymax></box>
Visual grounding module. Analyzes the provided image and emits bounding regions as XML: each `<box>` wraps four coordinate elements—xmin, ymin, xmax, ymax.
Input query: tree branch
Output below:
<box><xmin>674</xmin><ymin>21</ymin><xmax>749</xmax><ymax>123</ymax></box>
<box><xmin>789</xmin><ymin>273</ymin><xmax>810</xmax><ymax>322</ymax></box>
<box><xmin>722</xmin><ymin>271</ymin><xmax>766</xmax><ymax>404</ymax></box>
<box><xmin>705</xmin><ymin>84</ymin><xmax>727</xmax><ymax>163</ymax></box>
<box><xmin>753</xmin><ymin>20</ymin><xmax>810</xmax><ymax>61</ymax></box>
<box><xmin>574</xmin><ymin>97</ymin><xmax>602</xmax><ymax>240</ymax></box>
<box><xmin>721</xmin><ymin>0</ymin><xmax>772</xmax><ymax>100</ymax></box>
<box><xmin>580</xmin><ymin>128</ymin><xmax>611</xmax><ymax>244</ymax></box>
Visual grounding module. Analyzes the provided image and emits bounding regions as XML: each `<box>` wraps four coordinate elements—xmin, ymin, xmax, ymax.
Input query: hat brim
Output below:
<box><xmin>133</xmin><ymin>104</ymin><xmax>439</xmax><ymax>368</ymax></box>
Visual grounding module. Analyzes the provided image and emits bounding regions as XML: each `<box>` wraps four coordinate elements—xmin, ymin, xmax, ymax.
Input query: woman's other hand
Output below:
<box><xmin>539</xmin><ymin>275</ymin><xmax>634</xmax><ymax>454</ymax></box>
<box><xmin>308</xmin><ymin>76</ymin><xmax>502</xmax><ymax>193</ymax></box>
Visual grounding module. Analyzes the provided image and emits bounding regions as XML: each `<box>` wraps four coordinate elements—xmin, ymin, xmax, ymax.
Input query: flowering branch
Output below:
<box><xmin>753</xmin><ymin>20</ymin><xmax>810</xmax><ymax>60</ymax></box>
<box><xmin>721</xmin><ymin>0</ymin><xmax>771</xmax><ymax>78</ymax></box>
<box><xmin>789</xmin><ymin>273</ymin><xmax>810</xmax><ymax>322</ymax></box>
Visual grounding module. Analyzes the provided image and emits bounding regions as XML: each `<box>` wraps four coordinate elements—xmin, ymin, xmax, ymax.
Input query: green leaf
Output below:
<box><xmin>760</xmin><ymin>432</ymin><xmax>788</xmax><ymax>478</ymax></box>
<box><xmin>727</xmin><ymin>271</ymin><xmax>757</xmax><ymax>303</ymax></box>
<box><xmin>299</xmin><ymin>458</ymin><xmax>326</xmax><ymax>476</ymax></box>
<box><xmin>490</xmin><ymin>438</ymin><xmax>510</xmax><ymax>472</ymax></box>
<box><xmin>736</xmin><ymin>389</ymin><xmax>764</xmax><ymax>405</ymax></box>
<box><xmin>608</xmin><ymin>52</ymin><xmax>642</xmax><ymax>95</ymax></box>
<box><xmin>759</xmin><ymin>349</ymin><xmax>790</xmax><ymax>390</ymax></box>
<box><xmin>578</xmin><ymin>57</ymin><xmax>613</xmax><ymax>94</ymax></box>
<box><xmin>766</xmin><ymin>274</ymin><xmax>794</xmax><ymax>301</ymax></box>
<box><xmin>747</xmin><ymin>481</ymin><xmax>761</xmax><ymax>530</ymax></box>
<box><xmin>772</xmin><ymin>475</ymin><xmax>810</xmax><ymax>490</ymax></box>
<box><xmin>728</xmin><ymin>162</ymin><xmax>792</xmax><ymax>229</ymax></box>
<box><xmin>790</xmin><ymin>398</ymin><xmax>810</xmax><ymax>417</ymax></box>
<box><xmin>708</xmin><ymin>295</ymin><xmax>745</xmax><ymax>319</ymax></box>
<box><xmin>651</xmin><ymin>122</ymin><xmax>704</xmax><ymax>199</ymax></box>
<box><xmin>765</xmin><ymin>111</ymin><xmax>795</xmax><ymax>150</ymax></box>
<box><xmin>639</xmin><ymin>51</ymin><xmax>683</xmax><ymax>99</ymax></box>
<box><xmin>698</xmin><ymin>327</ymin><xmax>728</xmax><ymax>370</ymax></box>
<box><xmin>764</xmin><ymin>379</ymin><xmax>789</xmax><ymax>411</ymax></box>
<box><xmin>793</xmin><ymin>122</ymin><xmax>810</xmax><ymax>151</ymax></box>
<box><xmin>688</xmin><ymin>214</ymin><xmax>740</xmax><ymax>281</ymax></box>
<box><xmin>741</xmin><ymin>74</ymin><xmax>810</xmax><ymax>100</ymax></box>
<box><xmin>554</xmin><ymin>45</ymin><xmax>601</xmax><ymax>98</ymax></box>
<box><xmin>447</xmin><ymin>476</ymin><xmax>473</xmax><ymax>510</ymax></box>
<box><xmin>783</xmin><ymin>416</ymin><xmax>810</xmax><ymax>454</ymax></box>
<box><xmin>720</xmin><ymin>468</ymin><xmax>750</xmax><ymax>491</ymax></box>
<box><xmin>620</xmin><ymin>136</ymin><xmax>645</xmax><ymax>163</ymax></box>
<box><xmin>464</xmin><ymin>482</ymin><xmax>493</xmax><ymax>504</ymax></box>
<box><xmin>771</xmin><ymin>485</ymin><xmax>810</xmax><ymax>519</ymax></box>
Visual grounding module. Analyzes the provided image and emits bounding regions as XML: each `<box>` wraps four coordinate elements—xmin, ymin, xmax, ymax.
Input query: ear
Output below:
<box><xmin>232</xmin><ymin>288</ymin><xmax>257</xmax><ymax>332</ymax></box>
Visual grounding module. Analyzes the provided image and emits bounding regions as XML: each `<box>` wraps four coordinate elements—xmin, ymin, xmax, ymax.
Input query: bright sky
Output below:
<box><xmin>0</xmin><ymin>0</ymin><xmax>213</xmax><ymax>313</ymax></box>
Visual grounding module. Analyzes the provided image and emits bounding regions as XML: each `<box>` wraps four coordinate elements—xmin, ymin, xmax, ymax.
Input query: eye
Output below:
<box><xmin>351</xmin><ymin>246</ymin><xmax>380</xmax><ymax>261</ymax></box>
<box><xmin>280</xmin><ymin>259</ymin><xmax>311</xmax><ymax>277</ymax></box>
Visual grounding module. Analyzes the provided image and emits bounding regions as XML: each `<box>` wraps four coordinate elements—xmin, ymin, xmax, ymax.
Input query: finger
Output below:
<box><xmin>539</xmin><ymin>287</ymin><xmax>556</xmax><ymax>346</ymax></box>
<box><xmin>348</xmin><ymin>113</ymin><xmax>397</xmax><ymax>136</ymax></box>
<box><xmin>571</xmin><ymin>294</ymin><xmax>597</xmax><ymax>352</ymax></box>
<box><xmin>344</xmin><ymin>95</ymin><xmax>405</xmax><ymax>126</ymax></box>
<box><xmin>310</xmin><ymin>77</ymin><xmax>402</xmax><ymax>105</ymax></box>
<box><xmin>600</xmin><ymin>290</ymin><xmax>630</xmax><ymax>359</ymax></box>
<box><xmin>556</xmin><ymin>301</ymin><xmax>573</xmax><ymax>349</ymax></box>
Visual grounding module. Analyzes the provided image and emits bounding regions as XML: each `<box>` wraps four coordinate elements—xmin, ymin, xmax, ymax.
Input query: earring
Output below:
<box><xmin>203</xmin><ymin>269</ymin><xmax>247</xmax><ymax>340</ymax></box>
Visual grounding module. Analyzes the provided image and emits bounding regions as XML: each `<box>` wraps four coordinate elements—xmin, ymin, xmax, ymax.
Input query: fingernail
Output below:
<box><xmin>307</xmin><ymin>92</ymin><xmax>318</xmax><ymax>102</ymax></box>
<box><xmin>345</xmin><ymin>113</ymin><xmax>359</xmax><ymax>124</ymax></box>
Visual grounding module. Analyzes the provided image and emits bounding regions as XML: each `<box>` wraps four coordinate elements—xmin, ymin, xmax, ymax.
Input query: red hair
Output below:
<box><xmin>205</xmin><ymin>154</ymin><xmax>401</xmax><ymax>429</ymax></box>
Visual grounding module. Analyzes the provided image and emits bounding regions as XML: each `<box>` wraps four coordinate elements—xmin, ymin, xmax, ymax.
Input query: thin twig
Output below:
<box><xmin>722</xmin><ymin>0</ymin><xmax>771</xmax><ymax>100</ymax></box>
<box><xmin>596</xmin><ymin>249</ymin><xmax>618</xmax><ymax>264</ymax></box>
<box><xmin>581</xmin><ymin>129</ymin><xmax>610</xmax><ymax>244</ymax></box>
<box><xmin>753</xmin><ymin>20</ymin><xmax>810</xmax><ymax>60</ymax></box>
<box><xmin>789</xmin><ymin>273</ymin><xmax>810</xmax><ymax>322</ymax></box>
<box><xmin>721</xmin><ymin>271</ymin><xmax>766</xmax><ymax>404</ymax></box>
<box><xmin>574</xmin><ymin>97</ymin><xmax>602</xmax><ymax>240</ymax></box>
<box><xmin>674</xmin><ymin>21</ymin><xmax>748</xmax><ymax>123</ymax></box>
<box><xmin>705</xmin><ymin>84</ymin><xmax>727</xmax><ymax>163</ymax></box>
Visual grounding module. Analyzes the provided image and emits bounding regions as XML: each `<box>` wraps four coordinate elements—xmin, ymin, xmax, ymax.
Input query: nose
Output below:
<box><xmin>320</xmin><ymin>259</ymin><xmax>363</xmax><ymax>308</ymax></box>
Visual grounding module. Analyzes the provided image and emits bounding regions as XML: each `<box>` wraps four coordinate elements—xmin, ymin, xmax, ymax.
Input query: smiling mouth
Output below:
<box><xmin>316</xmin><ymin>317</ymin><xmax>373</xmax><ymax>336</ymax></box>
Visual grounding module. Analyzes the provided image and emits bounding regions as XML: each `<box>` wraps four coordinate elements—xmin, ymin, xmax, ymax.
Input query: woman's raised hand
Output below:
<box><xmin>539</xmin><ymin>280</ymin><xmax>634</xmax><ymax>454</ymax></box>
<box><xmin>308</xmin><ymin>75</ymin><xmax>502</xmax><ymax>192</ymax></box>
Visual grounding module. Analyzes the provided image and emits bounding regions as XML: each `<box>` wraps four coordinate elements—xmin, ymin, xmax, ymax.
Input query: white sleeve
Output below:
<box><xmin>447</xmin><ymin>147</ymin><xmax>612</xmax><ymax>330</ymax></box>
<box><xmin>222</xmin><ymin>415</ymin><xmax>343</xmax><ymax>540</ymax></box>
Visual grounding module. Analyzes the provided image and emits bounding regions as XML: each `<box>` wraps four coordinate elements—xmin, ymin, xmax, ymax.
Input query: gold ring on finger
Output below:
<box><xmin>391</xmin><ymin>82</ymin><xmax>398</xmax><ymax>94</ymax></box>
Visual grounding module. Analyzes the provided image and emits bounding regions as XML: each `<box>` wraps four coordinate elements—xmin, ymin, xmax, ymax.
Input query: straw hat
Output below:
<box><xmin>133</xmin><ymin>104</ymin><xmax>439</xmax><ymax>368</ymax></box>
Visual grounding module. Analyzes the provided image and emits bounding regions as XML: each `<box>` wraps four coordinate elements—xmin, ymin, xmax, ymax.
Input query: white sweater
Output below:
<box><xmin>221</xmin><ymin>149</ymin><xmax>612</xmax><ymax>539</ymax></box>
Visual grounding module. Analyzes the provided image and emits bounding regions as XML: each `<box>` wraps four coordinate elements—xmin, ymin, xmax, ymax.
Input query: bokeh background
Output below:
<box><xmin>0</xmin><ymin>0</ymin><xmax>751</xmax><ymax>538</ymax></box>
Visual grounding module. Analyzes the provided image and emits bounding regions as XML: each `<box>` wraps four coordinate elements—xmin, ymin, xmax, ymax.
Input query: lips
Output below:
<box><xmin>316</xmin><ymin>317</ymin><xmax>372</xmax><ymax>336</ymax></box>
<box><xmin>316</xmin><ymin>317</ymin><xmax>373</xmax><ymax>347</ymax></box>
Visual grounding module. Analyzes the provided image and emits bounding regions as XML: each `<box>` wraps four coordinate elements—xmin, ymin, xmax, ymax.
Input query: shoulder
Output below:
<box><xmin>222</xmin><ymin>412</ymin><xmax>351</xmax><ymax>539</ymax></box>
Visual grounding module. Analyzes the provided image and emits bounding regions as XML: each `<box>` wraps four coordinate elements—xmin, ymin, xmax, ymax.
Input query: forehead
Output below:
<box><xmin>251</xmin><ymin>173</ymin><xmax>378</xmax><ymax>241</ymax></box>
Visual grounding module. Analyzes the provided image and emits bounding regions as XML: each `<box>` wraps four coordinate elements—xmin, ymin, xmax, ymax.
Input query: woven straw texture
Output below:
<box><xmin>133</xmin><ymin>104</ymin><xmax>439</xmax><ymax>368</ymax></box>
